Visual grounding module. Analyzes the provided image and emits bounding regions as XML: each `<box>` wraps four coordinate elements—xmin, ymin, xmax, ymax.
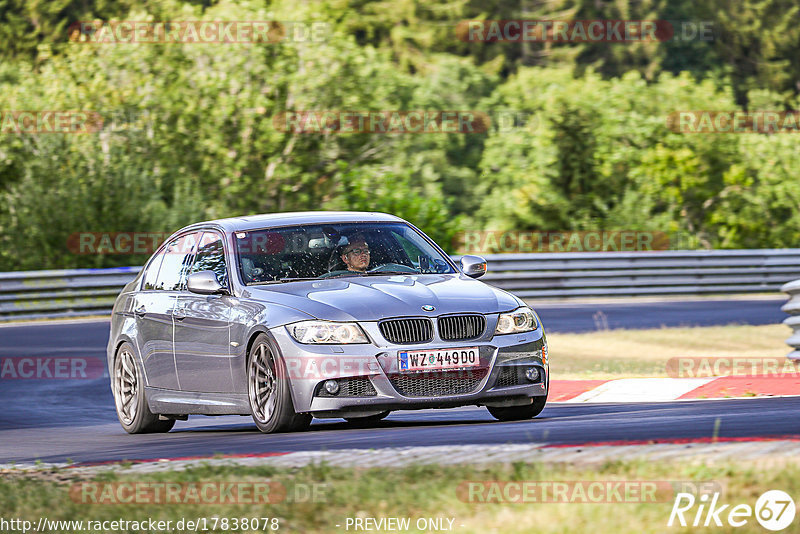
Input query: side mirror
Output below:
<box><xmin>187</xmin><ymin>271</ymin><xmax>227</xmax><ymax>295</ymax></box>
<box><xmin>460</xmin><ymin>255</ymin><xmax>487</xmax><ymax>279</ymax></box>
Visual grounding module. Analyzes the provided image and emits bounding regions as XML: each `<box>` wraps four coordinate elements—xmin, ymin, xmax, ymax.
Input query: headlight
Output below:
<box><xmin>495</xmin><ymin>307</ymin><xmax>538</xmax><ymax>335</ymax></box>
<box><xmin>288</xmin><ymin>321</ymin><xmax>369</xmax><ymax>344</ymax></box>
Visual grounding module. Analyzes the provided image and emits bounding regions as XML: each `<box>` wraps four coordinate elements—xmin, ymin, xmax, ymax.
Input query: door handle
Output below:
<box><xmin>134</xmin><ymin>305</ymin><xmax>146</xmax><ymax>318</ymax></box>
<box><xmin>172</xmin><ymin>306</ymin><xmax>186</xmax><ymax>321</ymax></box>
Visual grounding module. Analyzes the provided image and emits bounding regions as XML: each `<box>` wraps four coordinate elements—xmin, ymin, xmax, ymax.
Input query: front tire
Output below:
<box><xmin>248</xmin><ymin>333</ymin><xmax>311</xmax><ymax>433</ymax></box>
<box><xmin>487</xmin><ymin>395</ymin><xmax>547</xmax><ymax>422</ymax></box>
<box><xmin>112</xmin><ymin>342</ymin><xmax>175</xmax><ymax>434</ymax></box>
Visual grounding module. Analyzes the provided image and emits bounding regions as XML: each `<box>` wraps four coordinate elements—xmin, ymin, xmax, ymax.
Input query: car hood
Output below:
<box><xmin>243</xmin><ymin>274</ymin><xmax>522</xmax><ymax>322</ymax></box>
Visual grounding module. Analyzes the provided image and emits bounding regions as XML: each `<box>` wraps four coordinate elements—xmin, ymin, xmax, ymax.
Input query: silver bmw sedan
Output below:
<box><xmin>107</xmin><ymin>211</ymin><xmax>548</xmax><ymax>433</ymax></box>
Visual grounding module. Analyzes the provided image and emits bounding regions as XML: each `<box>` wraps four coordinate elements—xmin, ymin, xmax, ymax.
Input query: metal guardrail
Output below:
<box><xmin>478</xmin><ymin>249</ymin><xmax>800</xmax><ymax>298</ymax></box>
<box><xmin>0</xmin><ymin>267</ymin><xmax>140</xmax><ymax>321</ymax></box>
<box><xmin>781</xmin><ymin>279</ymin><xmax>800</xmax><ymax>361</ymax></box>
<box><xmin>1</xmin><ymin>249</ymin><xmax>799</xmax><ymax>321</ymax></box>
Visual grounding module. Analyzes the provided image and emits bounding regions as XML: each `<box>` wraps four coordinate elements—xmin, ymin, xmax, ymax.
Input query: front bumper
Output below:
<box><xmin>270</xmin><ymin>321</ymin><xmax>548</xmax><ymax>416</ymax></box>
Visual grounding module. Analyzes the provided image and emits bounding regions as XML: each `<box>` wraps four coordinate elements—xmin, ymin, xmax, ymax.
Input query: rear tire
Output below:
<box><xmin>113</xmin><ymin>342</ymin><xmax>175</xmax><ymax>434</ymax></box>
<box><xmin>487</xmin><ymin>395</ymin><xmax>547</xmax><ymax>422</ymax></box>
<box><xmin>248</xmin><ymin>333</ymin><xmax>311</xmax><ymax>433</ymax></box>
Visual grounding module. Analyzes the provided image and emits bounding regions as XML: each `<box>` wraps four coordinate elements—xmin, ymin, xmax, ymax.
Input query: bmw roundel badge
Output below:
<box><xmin>421</xmin><ymin>305</ymin><xmax>435</xmax><ymax>312</ymax></box>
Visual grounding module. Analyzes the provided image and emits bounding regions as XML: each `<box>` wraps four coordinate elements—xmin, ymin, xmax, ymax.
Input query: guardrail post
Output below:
<box><xmin>780</xmin><ymin>279</ymin><xmax>800</xmax><ymax>360</ymax></box>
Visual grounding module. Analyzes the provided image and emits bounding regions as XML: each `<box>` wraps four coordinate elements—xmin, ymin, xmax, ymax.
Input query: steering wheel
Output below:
<box><xmin>367</xmin><ymin>263</ymin><xmax>418</xmax><ymax>274</ymax></box>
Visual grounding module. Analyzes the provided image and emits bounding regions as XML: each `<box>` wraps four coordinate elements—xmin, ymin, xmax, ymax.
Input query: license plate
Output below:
<box><xmin>398</xmin><ymin>347</ymin><xmax>480</xmax><ymax>372</ymax></box>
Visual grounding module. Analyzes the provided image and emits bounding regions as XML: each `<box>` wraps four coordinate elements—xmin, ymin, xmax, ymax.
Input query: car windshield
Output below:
<box><xmin>235</xmin><ymin>222</ymin><xmax>455</xmax><ymax>284</ymax></box>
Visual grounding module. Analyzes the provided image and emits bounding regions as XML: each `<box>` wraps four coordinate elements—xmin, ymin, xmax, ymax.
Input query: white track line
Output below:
<box><xmin>566</xmin><ymin>377</ymin><xmax>717</xmax><ymax>403</ymax></box>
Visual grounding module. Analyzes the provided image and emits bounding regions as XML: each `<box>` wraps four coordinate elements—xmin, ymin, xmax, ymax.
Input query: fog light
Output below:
<box><xmin>524</xmin><ymin>367</ymin><xmax>540</xmax><ymax>382</ymax></box>
<box><xmin>324</xmin><ymin>379</ymin><xmax>340</xmax><ymax>395</ymax></box>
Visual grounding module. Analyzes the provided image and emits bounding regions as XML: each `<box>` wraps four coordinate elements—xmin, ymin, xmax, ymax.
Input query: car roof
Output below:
<box><xmin>177</xmin><ymin>211</ymin><xmax>406</xmax><ymax>234</ymax></box>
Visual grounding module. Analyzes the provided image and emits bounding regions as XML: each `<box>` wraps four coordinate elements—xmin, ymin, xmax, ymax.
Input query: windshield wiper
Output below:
<box><xmin>250</xmin><ymin>271</ymin><xmax>422</xmax><ymax>284</ymax></box>
<box><xmin>251</xmin><ymin>277</ymin><xmax>321</xmax><ymax>285</ymax></box>
<box><xmin>361</xmin><ymin>270</ymin><xmax>420</xmax><ymax>276</ymax></box>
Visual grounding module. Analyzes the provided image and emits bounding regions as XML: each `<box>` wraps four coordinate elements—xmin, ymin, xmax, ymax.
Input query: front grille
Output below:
<box><xmin>316</xmin><ymin>376</ymin><xmax>377</xmax><ymax>397</ymax></box>
<box><xmin>387</xmin><ymin>368</ymin><xmax>488</xmax><ymax>397</ymax></box>
<box><xmin>379</xmin><ymin>318</ymin><xmax>433</xmax><ymax>344</ymax></box>
<box><xmin>438</xmin><ymin>314</ymin><xmax>486</xmax><ymax>341</ymax></box>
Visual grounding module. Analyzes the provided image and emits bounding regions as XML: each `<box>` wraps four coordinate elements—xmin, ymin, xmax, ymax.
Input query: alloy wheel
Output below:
<box><xmin>113</xmin><ymin>348</ymin><xmax>139</xmax><ymax>425</ymax></box>
<box><xmin>249</xmin><ymin>343</ymin><xmax>277</xmax><ymax>423</ymax></box>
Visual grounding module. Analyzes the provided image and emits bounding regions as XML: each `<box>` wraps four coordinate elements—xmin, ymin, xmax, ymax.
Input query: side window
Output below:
<box><xmin>189</xmin><ymin>232</ymin><xmax>228</xmax><ymax>287</ymax></box>
<box><xmin>155</xmin><ymin>233</ymin><xmax>198</xmax><ymax>291</ymax></box>
<box><xmin>142</xmin><ymin>249</ymin><xmax>166</xmax><ymax>290</ymax></box>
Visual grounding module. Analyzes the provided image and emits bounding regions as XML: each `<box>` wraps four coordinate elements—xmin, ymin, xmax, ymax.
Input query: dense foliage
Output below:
<box><xmin>0</xmin><ymin>0</ymin><xmax>798</xmax><ymax>270</ymax></box>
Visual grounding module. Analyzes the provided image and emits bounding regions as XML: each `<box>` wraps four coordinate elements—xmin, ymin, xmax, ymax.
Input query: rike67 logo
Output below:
<box><xmin>669</xmin><ymin>490</ymin><xmax>796</xmax><ymax>531</ymax></box>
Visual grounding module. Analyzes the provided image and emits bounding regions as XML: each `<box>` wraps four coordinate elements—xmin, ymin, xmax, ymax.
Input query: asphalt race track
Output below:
<box><xmin>0</xmin><ymin>297</ymin><xmax>794</xmax><ymax>464</ymax></box>
<box><xmin>3</xmin><ymin>398</ymin><xmax>800</xmax><ymax>465</ymax></box>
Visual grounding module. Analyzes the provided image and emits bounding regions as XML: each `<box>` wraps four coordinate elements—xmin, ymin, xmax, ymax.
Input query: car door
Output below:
<box><xmin>134</xmin><ymin>247</ymin><xmax>177</xmax><ymax>389</ymax></box>
<box><xmin>134</xmin><ymin>233</ymin><xmax>197</xmax><ymax>390</ymax></box>
<box><xmin>173</xmin><ymin>230</ymin><xmax>235</xmax><ymax>393</ymax></box>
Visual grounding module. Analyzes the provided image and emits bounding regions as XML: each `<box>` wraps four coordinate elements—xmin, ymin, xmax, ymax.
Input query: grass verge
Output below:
<box><xmin>2</xmin><ymin>459</ymin><xmax>799</xmax><ymax>533</ymax></box>
<box><xmin>549</xmin><ymin>324</ymin><xmax>791</xmax><ymax>379</ymax></box>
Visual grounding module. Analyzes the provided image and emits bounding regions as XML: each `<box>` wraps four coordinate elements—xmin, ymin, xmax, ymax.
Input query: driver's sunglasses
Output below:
<box><xmin>346</xmin><ymin>248</ymin><xmax>370</xmax><ymax>256</ymax></box>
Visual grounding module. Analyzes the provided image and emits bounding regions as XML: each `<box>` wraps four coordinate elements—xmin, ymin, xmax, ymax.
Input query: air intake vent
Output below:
<box><xmin>388</xmin><ymin>368</ymin><xmax>488</xmax><ymax>397</ymax></box>
<box><xmin>493</xmin><ymin>366</ymin><xmax>524</xmax><ymax>388</ymax></box>
<box><xmin>379</xmin><ymin>318</ymin><xmax>433</xmax><ymax>344</ymax></box>
<box><xmin>438</xmin><ymin>314</ymin><xmax>486</xmax><ymax>341</ymax></box>
<box><xmin>316</xmin><ymin>376</ymin><xmax>377</xmax><ymax>397</ymax></box>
